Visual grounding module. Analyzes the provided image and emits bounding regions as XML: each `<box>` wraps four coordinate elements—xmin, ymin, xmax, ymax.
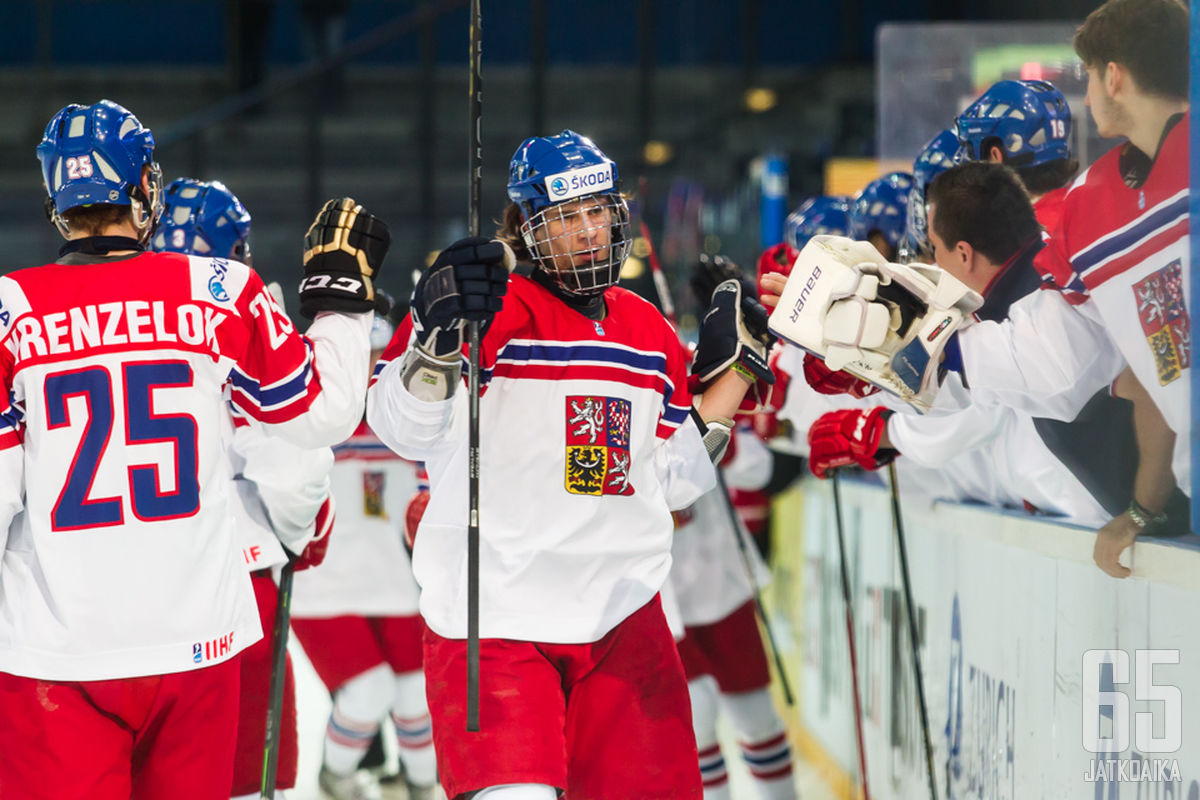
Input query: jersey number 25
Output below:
<box><xmin>45</xmin><ymin>361</ymin><xmax>200</xmax><ymax>531</ymax></box>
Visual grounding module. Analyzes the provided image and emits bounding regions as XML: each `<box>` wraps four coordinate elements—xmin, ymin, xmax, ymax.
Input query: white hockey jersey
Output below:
<box><xmin>291</xmin><ymin>421</ymin><xmax>421</xmax><ymax>618</ymax></box>
<box><xmin>0</xmin><ymin>249</ymin><xmax>369</xmax><ymax>680</ymax></box>
<box><xmin>226</xmin><ymin>408</ymin><xmax>334</xmax><ymax>573</ymax></box>
<box><xmin>964</xmin><ymin>116</ymin><xmax>1190</xmax><ymax>491</ymax></box>
<box><xmin>669</xmin><ymin>427</ymin><xmax>772</xmax><ymax>627</ymax></box>
<box><xmin>368</xmin><ymin>274</ymin><xmax>714</xmax><ymax>643</ymax></box>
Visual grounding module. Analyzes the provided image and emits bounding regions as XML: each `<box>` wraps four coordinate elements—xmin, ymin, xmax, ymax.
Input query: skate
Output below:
<box><xmin>319</xmin><ymin>765</ymin><xmax>385</xmax><ymax>800</ymax></box>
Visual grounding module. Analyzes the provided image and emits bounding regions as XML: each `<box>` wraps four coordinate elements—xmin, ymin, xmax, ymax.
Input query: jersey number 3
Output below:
<box><xmin>45</xmin><ymin>361</ymin><xmax>200</xmax><ymax>531</ymax></box>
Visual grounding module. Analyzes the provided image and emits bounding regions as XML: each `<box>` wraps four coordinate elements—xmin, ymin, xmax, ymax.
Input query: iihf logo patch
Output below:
<box><xmin>192</xmin><ymin>642</ymin><xmax>202</xmax><ymax>664</ymax></box>
<box><xmin>564</xmin><ymin>395</ymin><xmax>634</xmax><ymax>496</ymax></box>
<box><xmin>1133</xmin><ymin>259</ymin><xmax>1190</xmax><ymax>385</ymax></box>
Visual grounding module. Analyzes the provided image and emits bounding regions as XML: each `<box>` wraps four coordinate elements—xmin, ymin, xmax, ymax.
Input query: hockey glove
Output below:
<box><xmin>292</xmin><ymin>495</ymin><xmax>335</xmax><ymax>571</ymax></box>
<box><xmin>692</xmin><ymin>279</ymin><xmax>775</xmax><ymax>411</ymax></box>
<box><xmin>803</xmin><ymin>352</ymin><xmax>880</xmax><ymax>399</ymax></box>
<box><xmin>410</xmin><ymin>236</ymin><xmax>514</xmax><ymax>359</ymax></box>
<box><xmin>300</xmin><ymin>197</ymin><xmax>391</xmax><ymax>319</ymax></box>
<box><xmin>403</xmin><ymin>489</ymin><xmax>430</xmax><ymax>553</ymax></box>
<box><xmin>756</xmin><ymin>241</ymin><xmax>800</xmax><ymax>295</ymax></box>
<box><xmin>807</xmin><ymin>407</ymin><xmax>896</xmax><ymax>479</ymax></box>
<box><xmin>690</xmin><ymin>253</ymin><xmax>757</xmax><ymax>305</ymax></box>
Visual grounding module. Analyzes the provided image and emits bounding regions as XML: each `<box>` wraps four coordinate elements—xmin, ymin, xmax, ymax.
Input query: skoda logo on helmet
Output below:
<box><xmin>549</xmin><ymin>177</ymin><xmax>569</xmax><ymax>197</ymax></box>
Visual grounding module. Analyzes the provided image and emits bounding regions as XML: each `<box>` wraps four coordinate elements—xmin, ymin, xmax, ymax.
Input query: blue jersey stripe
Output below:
<box><xmin>1073</xmin><ymin>194</ymin><xmax>1188</xmax><ymax>275</ymax></box>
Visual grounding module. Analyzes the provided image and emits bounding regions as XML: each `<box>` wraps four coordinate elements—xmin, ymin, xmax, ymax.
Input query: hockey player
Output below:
<box><xmin>291</xmin><ymin>314</ymin><xmax>437</xmax><ymax>800</ymax></box>
<box><xmin>367</xmin><ymin>130</ymin><xmax>773</xmax><ymax>800</ymax></box>
<box><xmin>152</xmin><ymin>176</ymin><xmax>336</xmax><ymax>800</ymax></box>
<box><xmin>901</xmin><ymin>129</ymin><xmax>962</xmax><ymax>261</ymax></box>
<box><xmin>955</xmin><ymin>78</ymin><xmax>1078</xmax><ymax>231</ymax></box>
<box><xmin>778</xmin><ymin>0</ymin><xmax>1189</xmax><ymax>573</ymax></box>
<box><xmin>671</xmin><ymin>423</ymin><xmax>799</xmax><ymax>800</ymax></box>
<box><xmin>0</xmin><ymin>100</ymin><xmax>388</xmax><ymax>798</ymax></box>
<box><xmin>803</xmin><ymin>162</ymin><xmax>1118</xmax><ymax>528</ymax></box>
<box><xmin>847</xmin><ymin>171</ymin><xmax>913</xmax><ymax>262</ymax></box>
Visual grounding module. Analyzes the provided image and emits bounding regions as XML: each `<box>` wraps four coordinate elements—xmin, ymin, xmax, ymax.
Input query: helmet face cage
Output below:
<box><xmin>521</xmin><ymin>192</ymin><xmax>631</xmax><ymax>297</ymax></box>
<box><xmin>955</xmin><ymin>79</ymin><xmax>1071</xmax><ymax>167</ymax></box>
<box><xmin>905</xmin><ymin>131</ymin><xmax>962</xmax><ymax>258</ymax></box>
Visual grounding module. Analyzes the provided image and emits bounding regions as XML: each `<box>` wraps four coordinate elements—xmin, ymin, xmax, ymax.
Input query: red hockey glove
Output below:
<box><xmin>756</xmin><ymin>242</ymin><xmax>800</xmax><ymax>295</ymax></box>
<box><xmin>807</xmin><ymin>407</ymin><xmax>896</xmax><ymax>479</ymax></box>
<box><xmin>404</xmin><ymin>490</ymin><xmax>430</xmax><ymax>551</ymax></box>
<box><xmin>802</xmin><ymin>352</ymin><xmax>880</xmax><ymax>399</ymax></box>
<box><xmin>293</xmin><ymin>495</ymin><xmax>335</xmax><ymax>571</ymax></box>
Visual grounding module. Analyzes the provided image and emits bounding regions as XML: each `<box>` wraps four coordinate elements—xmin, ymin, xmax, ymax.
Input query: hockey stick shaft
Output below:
<box><xmin>831</xmin><ymin>472</ymin><xmax>871</xmax><ymax>800</ymax></box>
<box><xmin>260</xmin><ymin>559</ymin><xmax>295</xmax><ymax>798</ymax></box>
<box><xmin>465</xmin><ymin>0</ymin><xmax>483</xmax><ymax>733</ymax></box>
<box><xmin>887</xmin><ymin>464</ymin><xmax>938</xmax><ymax>800</ymax></box>
<box><xmin>714</xmin><ymin>467</ymin><xmax>794</xmax><ymax>706</ymax></box>
<box><xmin>635</xmin><ymin>177</ymin><xmax>677</xmax><ymax>327</ymax></box>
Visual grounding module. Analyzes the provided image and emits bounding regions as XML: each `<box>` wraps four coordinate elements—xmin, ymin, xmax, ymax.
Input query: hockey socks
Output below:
<box><xmin>323</xmin><ymin>664</ymin><xmax>393</xmax><ymax>775</ymax></box>
<box><xmin>391</xmin><ymin>670</ymin><xmax>436</xmax><ymax>787</ymax></box>
<box><xmin>720</xmin><ymin>688</ymin><xmax>796</xmax><ymax>799</ymax></box>
<box><xmin>688</xmin><ymin>677</ymin><xmax>733</xmax><ymax>800</ymax></box>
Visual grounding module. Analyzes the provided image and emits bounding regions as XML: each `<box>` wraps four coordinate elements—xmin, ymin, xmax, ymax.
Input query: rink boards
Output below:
<box><xmin>766</xmin><ymin>478</ymin><xmax>1200</xmax><ymax>800</ymax></box>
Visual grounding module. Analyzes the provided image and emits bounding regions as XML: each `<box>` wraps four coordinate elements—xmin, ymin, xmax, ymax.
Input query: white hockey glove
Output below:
<box><xmin>766</xmin><ymin>235</ymin><xmax>982</xmax><ymax>411</ymax></box>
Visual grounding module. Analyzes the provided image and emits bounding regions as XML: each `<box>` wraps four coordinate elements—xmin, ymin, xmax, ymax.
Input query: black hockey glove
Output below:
<box><xmin>299</xmin><ymin>197</ymin><xmax>391</xmax><ymax>319</ymax></box>
<box><xmin>691</xmin><ymin>279</ymin><xmax>775</xmax><ymax>387</ymax></box>
<box><xmin>689</xmin><ymin>253</ymin><xmax>757</xmax><ymax>306</ymax></box>
<box><xmin>410</xmin><ymin>236</ymin><xmax>513</xmax><ymax>358</ymax></box>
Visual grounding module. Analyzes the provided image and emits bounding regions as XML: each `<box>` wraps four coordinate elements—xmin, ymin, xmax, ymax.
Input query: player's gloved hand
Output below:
<box><xmin>403</xmin><ymin>489</ymin><xmax>430</xmax><ymax>553</ymax></box>
<box><xmin>756</xmin><ymin>242</ymin><xmax>800</xmax><ymax>297</ymax></box>
<box><xmin>692</xmin><ymin>279</ymin><xmax>776</xmax><ymax>411</ymax></box>
<box><xmin>690</xmin><ymin>253</ymin><xmax>757</xmax><ymax>305</ymax></box>
<box><xmin>807</xmin><ymin>407</ymin><xmax>896</xmax><ymax>479</ymax></box>
<box><xmin>292</xmin><ymin>495</ymin><xmax>335</xmax><ymax>571</ymax></box>
<box><xmin>410</xmin><ymin>237</ymin><xmax>515</xmax><ymax>359</ymax></box>
<box><xmin>300</xmin><ymin>197</ymin><xmax>391</xmax><ymax>319</ymax></box>
<box><xmin>803</xmin><ymin>352</ymin><xmax>880</xmax><ymax>399</ymax></box>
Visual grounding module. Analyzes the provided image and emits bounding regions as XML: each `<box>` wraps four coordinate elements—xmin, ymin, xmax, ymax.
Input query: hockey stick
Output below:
<box><xmin>887</xmin><ymin>463</ymin><xmax>938</xmax><ymax>800</ymax></box>
<box><xmin>636</xmin><ymin>189</ymin><xmax>792</xmax><ymax>704</ymax></box>
<box><xmin>260</xmin><ymin>558</ymin><xmax>294</xmax><ymax>799</ymax></box>
<box><xmin>831</xmin><ymin>471</ymin><xmax>872</xmax><ymax>800</ymax></box>
<box><xmin>465</xmin><ymin>0</ymin><xmax>483</xmax><ymax>733</ymax></box>
<box><xmin>635</xmin><ymin>178</ymin><xmax>676</xmax><ymax>326</ymax></box>
<box><xmin>714</xmin><ymin>467</ymin><xmax>795</xmax><ymax>706</ymax></box>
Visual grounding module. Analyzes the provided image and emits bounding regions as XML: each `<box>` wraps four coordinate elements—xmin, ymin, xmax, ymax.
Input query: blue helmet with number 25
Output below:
<box><xmin>36</xmin><ymin>99</ymin><xmax>164</xmax><ymax>241</ymax></box>
<box><xmin>955</xmin><ymin>79</ymin><xmax>1072</xmax><ymax>168</ymax></box>
<box><xmin>152</xmin><ymin>178</ymin><xmax>253</xmax><ymax>263</ymax></box>
<box><xmin>506</xmin><ymin>130</ymin><xmax>631</xmax><ymax>297</ymax></box>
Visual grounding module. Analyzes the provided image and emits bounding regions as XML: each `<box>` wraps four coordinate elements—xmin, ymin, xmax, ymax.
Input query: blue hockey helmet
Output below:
<box><xmin>849</xmin><ymin>172</ymin><xmax>913</xmax><ymax>252</ymax></box>
<box><xmin>783</xmin><ymin>196</ymin><xmax>852</xmax><ymax>251</ymax></box>
<box><xmin>902</xmin><ymin>130</ymin><xmax>963</xmax><ymax>260</ymax></box>
<box><xmin>955</xmin><ymin>79</ymin><xmax>1072</xmax><ymax>167</ymax></box>
<box><xmin>36</xmin><ymin>99</ymin><xmax>163</xmax><ymax>241</ymax></box>
<box><xmin>152</xmin><ymin>178</ymin><xmax>252</xmax><ymax>262</ymax></box>
<box><xmin>506</xmin><ymin>130</ymin><xmax>630</xmax><ymax>297</ymax></box>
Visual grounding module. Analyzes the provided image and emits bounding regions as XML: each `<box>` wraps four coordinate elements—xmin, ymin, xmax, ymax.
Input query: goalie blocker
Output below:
<box><xmin>766</xmin><ymin>235</ymin><xmax>982</xmax><ymax>411</ymax></box>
